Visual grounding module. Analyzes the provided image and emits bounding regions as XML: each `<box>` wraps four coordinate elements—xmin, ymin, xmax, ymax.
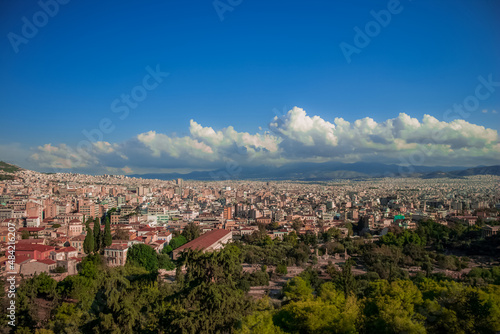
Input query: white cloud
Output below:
<box><xmin>30</xmin><ymin>143</ymin><xmax>98</xmax><ymax>169</ymax></box>
<box><xmin>93</xmin><ymin>141</ymin><xmax>115</xmax><ymax>154</ymax></box>
<box><xmin>137</xmin><ymin>131</ymin><xmax>215</xmax><ymax>159</ymax></box>
<box><xmin>270</xmin><ymin>107</ymin><xmax>338</xmax><ymax>146</ymax></box>
<box><xmin>27</xmin><ymin>107</ymin><xmax>500</xmax><ymax>173</ymax></box>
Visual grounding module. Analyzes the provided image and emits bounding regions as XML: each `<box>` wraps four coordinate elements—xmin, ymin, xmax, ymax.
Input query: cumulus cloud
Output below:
<box><xmin>137</xmin><ymin>131</ymin><xmax>215</xmax><ymax>159</ymax></box>
<box><xmin>28</xmin><ymin>107</ymin><xmax>500</xmax><ymax>173</ymax></box>
<box><xmin>268</xmin><ymin>107</ymin><xmax>499</xmax><ymax>166</ymax></box>
<box><xmin>30</xmin><ymin>143</ymin><xmax>98</xmax><ymax>169</ymax></box>
<box><xmin>270</xmin><ymin>107</ymin><xmax>338</xmax><ymax>146</ymax></box>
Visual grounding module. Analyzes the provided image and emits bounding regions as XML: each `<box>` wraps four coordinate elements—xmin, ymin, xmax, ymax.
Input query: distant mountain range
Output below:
<box><xmin>129</xmin><ymin>162</ymin><xmax>500</xmax><ymax>181</ymax></box>
<box><xmin>2</xmin><ymin>160</ymin><xmax>498</xmax><ymax>181</ymax></box>
<box><xmin>420</xmin><ymin>165</ymin><xmax>500</xmax><ymax>179</ymax></box>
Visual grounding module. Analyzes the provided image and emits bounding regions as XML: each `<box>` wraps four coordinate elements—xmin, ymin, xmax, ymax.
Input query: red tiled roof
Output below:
<box><xmin>14</xmin><ymin>255</ymin><xmax>32</xmax><ymax>264</ymax></box>
<box><xmin>111</xmin><ymin>240</ymin><xmax>130</xmax><ymax>244</ymax></box>
<box><xmin>17</xmin><ymin>239</ymin><xmax>45</xmax><ymax>245</ymax></box>
<box><xmin>174</xmin><ymin>229</ymin><xmax>231</xmax><ymax>253</ymax></box>
<box><xmin>18</xmin><ymin>227</ymin><xmax>45</xmax><ymax>232</ymax></box>
<box><xmin>138</xmin><ymin>227</ymin><xmax>155</xmax><ymax>231</ymax></box>
<box><xmin>105</xmin><ymin>243</ymin><xmax>128</xmax><ymax>250</ymax></box>
<box><xmin>37</xmin><ymin>259</ymin><xmax>56</xmax><ymax>265</ymax></box>
<box><xmin>16</xmin><ymin>244</ymin><xmax>55</xmax><ymax>252</ymax></box>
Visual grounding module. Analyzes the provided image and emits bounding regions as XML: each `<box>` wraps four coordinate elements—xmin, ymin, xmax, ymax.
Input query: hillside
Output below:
<box><xmin>452</xmin><ymin>165</ymin><xmax>500</xmax><ymax>176</ymax></box>
<box><xmin>0</xmin><ymin>161</ymin><xmax>22</xmax><ymax>173</ymax></box>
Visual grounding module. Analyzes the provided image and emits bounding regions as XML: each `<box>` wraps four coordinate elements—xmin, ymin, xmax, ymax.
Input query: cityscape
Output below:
<box><xmin>1</xmin><ymin>0</ymin><xmax>500</xmax><ymax>333</ymax></box>
<box><xmin>0</xmin><ymin>162</ymin><xmax>499</xmax><ymax>332</ymax></box>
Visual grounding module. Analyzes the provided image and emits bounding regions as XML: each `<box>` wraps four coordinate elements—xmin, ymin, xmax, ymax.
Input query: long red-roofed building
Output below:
<box><xmin>172</xmin><ymin>229</ymin><xmax>232</xmax><ymax>259</ymax></box>
<box><xmin>15</xmin><ymin>244</ymin><xmax>55</xmax><ymax>260</ymax></box>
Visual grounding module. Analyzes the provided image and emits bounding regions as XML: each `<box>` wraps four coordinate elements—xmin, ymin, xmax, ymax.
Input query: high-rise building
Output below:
<box><xmin>223</xmin><ymin>205</ymin><xmax>232</xmax><ymax>220</ymax></box>
<box><xmin>176</xmin><ymin>178</ymin><xmax>183</xmax><ymax>187</ymax></box>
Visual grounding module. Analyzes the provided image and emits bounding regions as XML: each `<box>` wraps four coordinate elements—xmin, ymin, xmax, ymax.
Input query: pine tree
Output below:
<box><xmin>93</xmin><ymin>218</ymin><xmax>101</xmax><ymax>252</ymax></box>
<box><xmin>341</xmin><ymin>258</ymin><xmax>356</xmax><ymax>297</ymax></box>
<box><xmin>83</xmin><ymin>226</ymin><xmax>94</xmax><ymax>254</ymax></box>
<box><xmin>103</xmin><ymin>216</ymin><xmax>112</xmax><ymax>248</ymax></box>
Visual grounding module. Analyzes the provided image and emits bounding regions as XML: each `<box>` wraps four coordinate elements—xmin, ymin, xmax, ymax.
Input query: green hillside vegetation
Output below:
<box><xmin>0</xmin><ymin>161</ymin><xmax>21</xmax><ymax>173</ymax></box>
<box><xmin>0</xmin><ymin>174</ymin><xmax>15</xmax><ymax>181</ymax></box>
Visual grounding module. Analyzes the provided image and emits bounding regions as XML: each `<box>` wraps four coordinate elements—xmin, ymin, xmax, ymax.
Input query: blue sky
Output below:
<box><xmin>1</xmin><ymin>0</ymin><xmax>499</xmax><ymax>174</ymax></box>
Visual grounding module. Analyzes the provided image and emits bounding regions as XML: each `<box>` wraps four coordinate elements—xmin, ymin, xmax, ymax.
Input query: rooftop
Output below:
<box><xmin>174</xmin><ymin>229</ymin><xmax>231</xmax><ymax>253</ymax></box>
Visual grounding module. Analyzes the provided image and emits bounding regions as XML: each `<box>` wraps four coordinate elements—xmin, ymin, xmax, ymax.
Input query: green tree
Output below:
<box><xmin>282</xmin><ymin>231</ymin><xmax>299</xmax><ymax>246</ymax></box>
<box><xmin>169</xmin><ymin>235</ymin><xmax>188</xmax><ymax>250</ymax></box>
<box><xmin>237</xmin><ymin>310</ymin><xmax>284</xmax><ymax>334</ymax></box>
<box><xmin>49</xmin><ymin>302</ymin><xmax>85</xmax><ymax>334</ymax></box>
<box><xmin>422</xmin><ymin>260</ymin><xmax>433</xmax><ymax>277</ymax></box>
<box><xmin>93</xmin><ymin>218</ymin><xmax>101</xmax><ymax>253</ymax></box>
<box><xmin>417</xmin><ymin>278</ymin><xmax>500</xmax><ymax>333</ymax></box>
<box><xmin>161</xmin><ymin>245</ymin><xmax>173</xmax><ymax>254</ymax></box>
<box><xmin>292</xmin><ymin>218</ymin><xmax>303</xmax><ymax>233</ymax></box>
<box><xmin>79</xmin><ymin>253</ymin><xmax>103</xmax><ymax>280</ymax></box>
<box><xmin>276</xmin><ymin>263</ymin><xmax>288</xmax><ymax>276</ymax></box>
<box><xmin>158</xmin><ymin>254</ymin><xmax>175</xmax><ymax>270</ymax></box>
<box><xmin>126</xmin><ymin>244</ymin><xmax>159</xmax><ymax>272</ymax></box>
<box><xmin>83</xmin><ymin>226</ymin><xmax>94</xmax><ymax>254</ymax></box>
<box><xmin>364</xmin><ymin>280</ymin><xmax>425</xmax><ymax>333</ymax></box>
<box><xmin>181</xmin><ymin>222</ymin><xmax>201</xmax><ymax>241</ymax></box>
<box><xmin>283</xmin><ymin>276</ymin><xmax>313</xmax><ymax>302</ymax></box>
<box><xmin>14</xmin><ymin>273</ymin><xmax>59</xmax><ymax>329</ymax></box>
<box><xmin>21</xmin><ymin>230</ymin><xmax>30</xmax><ymax>239</ymax></box>
<box><xmin>162</xmin><ymin>246</ymin><xmax>252</xmax><ymax>333</ymax></box>
<box><xmin>276</xmin><ymin>282</ymin><xmax>359</xmax><ymax>333</ymax></box>
<box><xmin>103</xmin><ymin>216</ymin><xmax>112</xmax><ymax>248</ymax></box>
<box><xmin>340</xmin><ymin>258</ymin><xmax>356</xmax><ymax>297</ymax></box>
<box><xmin>113</xmin><ymin>227</ymin><xmax>130</xmax><ymax>240</ymax></box>
<box><xmin>323</xmin><ymin>227</ymin><xmax>341</xmax><ymax>242</ymax></box>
